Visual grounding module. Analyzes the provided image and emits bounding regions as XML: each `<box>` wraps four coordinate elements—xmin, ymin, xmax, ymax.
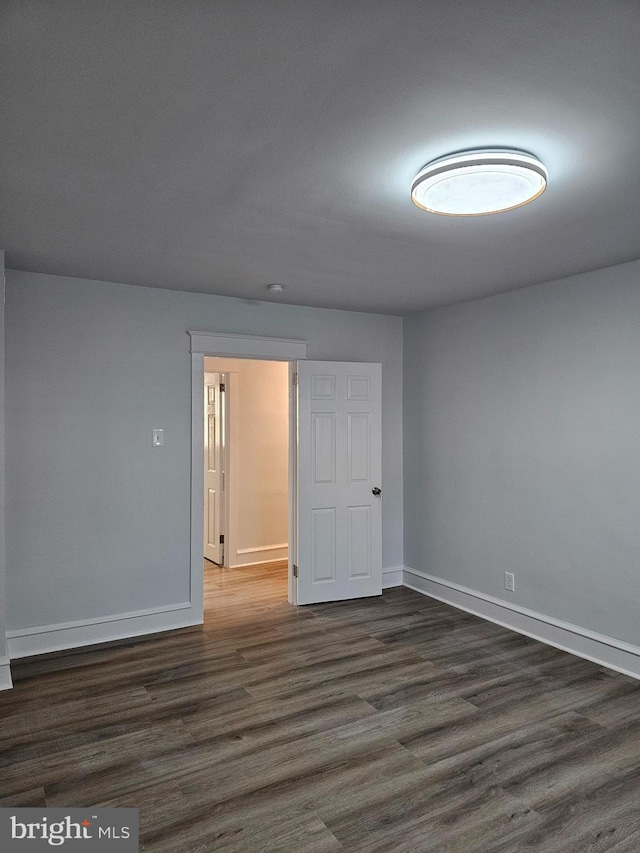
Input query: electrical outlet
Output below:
<box><xmin>504</xmin><ymin>572</ymin><xmax>515</xmax><ymax>592</ymax></box>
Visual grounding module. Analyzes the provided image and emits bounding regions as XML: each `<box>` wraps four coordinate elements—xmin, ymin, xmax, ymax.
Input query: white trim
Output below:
<box><xmin>229</xmin><ymin>545</ymin><xmax>289</xmax><ymax>569</ymax></box>
<box><xmin>382</xmin><ymin>567</ymin><xmax>403</xmax><ymax>589</ymax></box>
<box><xmin>230</xmin><ymin>551</ymin><xmax>288</xmax><ymax>568</ymax></box>
<box><xmin>222</xmin><ymin>372</ymin><xmax>231</xmax><ymax>566</ymax></box>
<box><xmin>403</xmin><ymin>567</ymin><xmax>640</xmax><ymax>681</ymax></box>
<box><xmin>189</xmin><ymin>331</ymin><xmax>308</xmax><ymax>359</ymax></box>
<box><xmin>237</xmin><ymin>543</ymin><xmax>288</xmax><ymax>555</ymax></box>
<box><xmin>7</xmin><ymin>602</ymin><xmax>197</xmax><ymax>659</ymax></box>
<box><xmin>190</xmin><ymin>353</ymin><xmax>205</xmax><ymax>623</ymax></box>
<box><xmin>289</xmin><ymin>362</ymin><xmax>298</xmax><ymax>606</ymax></box>
<box><xmin>0</xmin><ymin>659</ymin><xmax>13</xmax><ymax>691</ymax></box>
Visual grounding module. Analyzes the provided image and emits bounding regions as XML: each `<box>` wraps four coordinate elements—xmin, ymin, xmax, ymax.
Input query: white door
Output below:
<box><xmin>296</xmin><ymin>361</ymin><xmax>382</xmax><ymax>604</ymax></box>
<box><xmin>204</xmin><ymin>372</ymin><xmax>225</xmax><ymax>564</ymax></box>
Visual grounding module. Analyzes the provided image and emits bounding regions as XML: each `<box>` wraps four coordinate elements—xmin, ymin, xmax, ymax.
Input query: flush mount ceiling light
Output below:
<box><xmin>266</xmin><ymin>283</ymin><xmax>284</xmax><ymax>293</ymax></box>
<box><xmin>411</xmin><ymin>149</ymin><xmax>547</xmax><ymax>216</ymax></box>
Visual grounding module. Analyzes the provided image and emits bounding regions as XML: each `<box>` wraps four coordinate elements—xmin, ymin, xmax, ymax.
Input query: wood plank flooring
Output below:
<box><xmin>2</xmin><ymin>561</ymin><xmax>640</xmax><ymax>851</ymax></box>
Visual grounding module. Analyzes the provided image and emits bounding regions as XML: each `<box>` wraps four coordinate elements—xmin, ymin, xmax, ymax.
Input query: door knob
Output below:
<box><xmin>372</xmin><ymin>487</ymin><xmax>381</xmax><ymax>496</ymax></box>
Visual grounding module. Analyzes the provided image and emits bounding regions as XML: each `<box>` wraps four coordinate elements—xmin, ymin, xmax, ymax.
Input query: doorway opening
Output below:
<box><xmin>189</xmin><ymin>330</ymin><xmax>307</xmax><ymax>620</ymax></box>
<box><xmin>189</xmin><ymin>330</ymin><xmax>383</xmax><ymax>622</ymax></box>
<box><xmin>203</xmin><ymin>358</ymin><xmax>290</xmax><ymax>599</ymax></box>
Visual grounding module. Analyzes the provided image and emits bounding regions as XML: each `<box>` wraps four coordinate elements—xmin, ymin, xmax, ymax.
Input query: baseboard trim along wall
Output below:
<box><xmin>10</xmin><ymin>566</ymin><xmax>635</xmax><ymax>680</ymax></box>
<box><xmin>382</xmin><ymin>567</ymin><xmax>404</xmax><ymax>589</ymax></box>
<box><xmin>0</xmin><ymin>659</ymin><xmax>13</xmax><ymax>691</ymax></box>
<box><xmin>403</xmin><ymin>567</ymin><xmax>640</xmax><ymax>681</ymax></box>
<box><xmin>5</xmin><ymin>566</ymin><xmax>401</xmax><ymax>664</ymax></box>
<box><xmin>7</xmin><ymin>602</ymin><xmax>199</xmax><ymax>660</ymax></box>
<box><xmin>230</xmin><ymin>543</ymin><xmax>289</xmax><ymax>568</ymax></box>
<box><xmin>236</xmin><ymin>543</ymin><xmax>288</xmax><ymax>555</ymax></box>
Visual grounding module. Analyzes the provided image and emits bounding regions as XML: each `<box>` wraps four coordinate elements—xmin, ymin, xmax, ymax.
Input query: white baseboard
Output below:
<box><xmin>229</xmin><ymin>549</ymin><xmax>288</xmax><ymax>567</ymax></box>
<box><xmin>7</xmin><ymin>602</ymin><xmax>200</xmax><ymax>660</ymax></box>
<box><xmin>382</xmin><ymin>566</ymin><xmax>404</xmax><ymax>589</ymax></box>
<box><xmin>403</xmin><ymin>567</ymin><xmax>640</xmax><ymax>681</ymax></box>
<box><xmin>236</xmin><ymin>543</ymin><xmax>288</xmax><ymax>555</ymax></box>
<box><xmin>0</xmin><ymin>658</ymin><xmax>13</xmax><ymax>690</ymax></box>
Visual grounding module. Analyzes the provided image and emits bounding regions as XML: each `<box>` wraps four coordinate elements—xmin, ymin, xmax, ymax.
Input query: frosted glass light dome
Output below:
<box><xmin>411</xmin><ymin>149</ymin><xmax>547</xmax><ymax>216</ymax></box>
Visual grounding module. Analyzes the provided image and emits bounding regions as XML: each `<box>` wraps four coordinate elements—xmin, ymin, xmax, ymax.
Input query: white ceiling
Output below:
<box><xmin>2</xmin><ymin>0</ymin><xmax>640</xmax><ymax>315</ymax></box>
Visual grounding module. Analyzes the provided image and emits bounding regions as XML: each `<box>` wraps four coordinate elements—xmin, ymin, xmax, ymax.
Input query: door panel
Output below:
<box><xmin>312</xmin><ymin>413</ymin><xmax>336</xmax><ymax>484</ymax></box>
<box><xmin>297</xmin><ymin>361</ymin><xmax>382</xmax><ymax>604</ymax></box>
<box><xmin>348</xmin><ymin>505</ymin><xmax>371</xmax><ymax>578</ymax></box>
<box><xmin>347</xmin><ymin>413</ymin><xmax>370</xmax><ymax>482</ymax></box>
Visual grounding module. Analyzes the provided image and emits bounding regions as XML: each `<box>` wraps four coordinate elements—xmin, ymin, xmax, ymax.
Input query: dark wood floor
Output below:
<box><xmin>2</xmin><ymin>562</ymin><xmax>640</xmax><ymax>851</ymax></box>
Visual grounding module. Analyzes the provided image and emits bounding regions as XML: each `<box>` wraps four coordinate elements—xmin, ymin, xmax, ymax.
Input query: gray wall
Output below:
<box><xmin>5</xmin><ymin>270</ymin><xmax>403</xmax><ymax>632</ymax></box>
<box><xmin>0</xmin><ymin>251</ymin><xmax>6</xmax><ymax>662</ymax></box>
<box><xmin>404</xmin><ymin>259</ymin><xmax>640</xmax><ymax>646</ymax></box>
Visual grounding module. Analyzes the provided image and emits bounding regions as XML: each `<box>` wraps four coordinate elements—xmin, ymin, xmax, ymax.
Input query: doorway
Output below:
<box><xmin>189</xmin><ymin>330</ymin><xmax>383</xmax><ymax>619</ymax></box>
<box><xmin>203</xmin><ymin>358</ymin><xmax>290</xmax><ymax>577</ymax></box>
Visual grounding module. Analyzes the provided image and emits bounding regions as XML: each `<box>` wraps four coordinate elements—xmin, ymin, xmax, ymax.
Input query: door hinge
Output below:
<box><xmin>222</xmin><ymin>471</ymin><xmax>225</xmax><ymax>491</ymax></box>
<box><xmin>220</xmin><ymin>382</ymin><xmax>225</xmax><ymax>393</ymax></box>
<box><xmin>219</xmin><ymin>534</ymin><xmax>225</xmax><ymax>544</ymax></box>
<box><xmin>293</xmin><ymin>564</ymin><xmax>298</xmax><ymax>578</ymax></box>
<box><xmin>292</xmin><ymin>372</ymin><xmax>298</xmax><ymax>386</ymax></box>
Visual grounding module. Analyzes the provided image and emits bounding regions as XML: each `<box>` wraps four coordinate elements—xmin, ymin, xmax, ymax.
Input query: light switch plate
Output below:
<box><xmin>152</xmin><ymin>429</ymin><xmax>164</xmax><ymax>447</ymax></box>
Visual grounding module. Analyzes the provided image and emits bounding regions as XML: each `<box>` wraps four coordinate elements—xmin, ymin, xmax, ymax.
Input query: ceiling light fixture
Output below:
<box><xmin>266</xmin><ymin>283</ymin><xmax>284</xmax><ymax>293</ymax></box>
<box><xmin>411</xmin><ymin>148</ymin><xmax>547</xmax><ymax>216</ymax></box>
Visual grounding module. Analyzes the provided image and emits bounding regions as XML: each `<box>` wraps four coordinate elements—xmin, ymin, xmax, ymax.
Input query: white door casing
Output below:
<box><xmin>204</xmin><ymin>372</ymin><xmax>224</xmax><ymax>564</ymax></box>
<box><xmin>296</xmin><ymin>361</ymin><xmax>382</xmax><ymax>604</ymax></box>
<box><xmin>190</xmin><ymin>334</ymin><xmax>308</xmax><ymax>620</ymax></box>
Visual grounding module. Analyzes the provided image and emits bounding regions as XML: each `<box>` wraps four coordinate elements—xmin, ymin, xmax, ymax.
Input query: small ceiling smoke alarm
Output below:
<box><xmin>266</xmin><ymin>283</ymin><xmax>284</xmax><ymax>293</ymax></box>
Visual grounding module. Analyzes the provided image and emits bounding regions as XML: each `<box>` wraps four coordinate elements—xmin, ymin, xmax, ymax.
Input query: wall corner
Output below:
<box><xmin>0</xmin><ymin>250</ymin><xmax>10</xmax><ymax>688</ymax></box>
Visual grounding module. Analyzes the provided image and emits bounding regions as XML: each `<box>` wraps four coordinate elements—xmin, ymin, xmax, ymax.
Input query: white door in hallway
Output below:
<box><xmin>204</xmin><ymin>372</ymin><xmax>224</xmax><ymax>564</ymax></box>
<box><xmin>296</xmin><ymin>361</ymin><xmax>382</xmax><ymax>604</ymax></box>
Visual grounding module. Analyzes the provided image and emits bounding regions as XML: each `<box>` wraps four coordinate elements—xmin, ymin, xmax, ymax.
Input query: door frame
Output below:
<box><xmin>189</xmin><ymin>331</ymin><xmax>308</xmax><ymax>620</ymax></box>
